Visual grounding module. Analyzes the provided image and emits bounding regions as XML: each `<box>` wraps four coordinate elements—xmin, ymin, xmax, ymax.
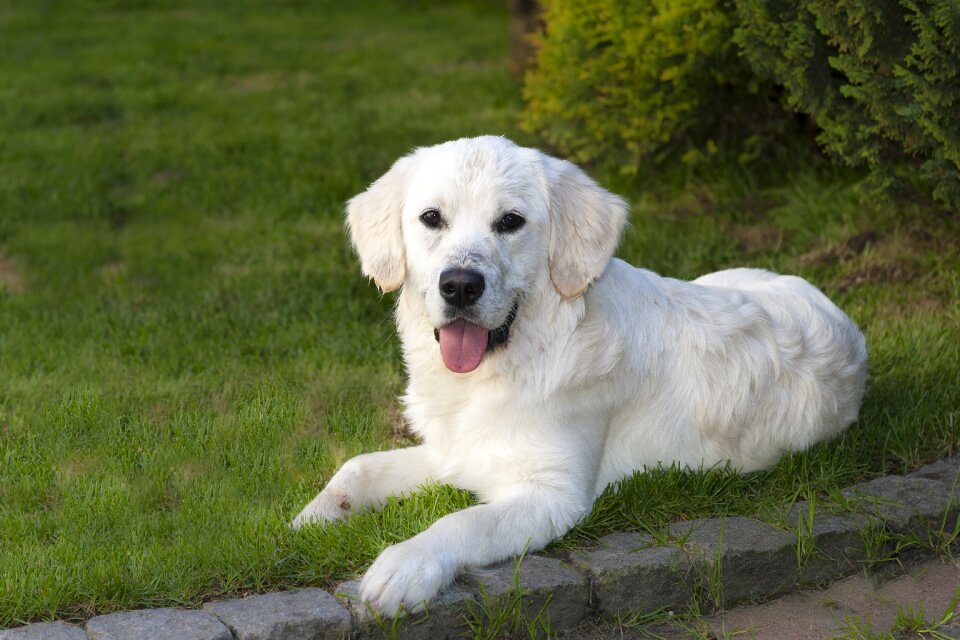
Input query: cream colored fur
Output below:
<box><xmin>293</xmin><ymin>136</ymin><xmax>868</xmax><ymax>615</ymax></box>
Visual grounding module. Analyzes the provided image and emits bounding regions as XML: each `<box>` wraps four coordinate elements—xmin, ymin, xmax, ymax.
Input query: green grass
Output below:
<box><xmin>0</xmin><ymin>0</ymin><xmax>958</xmax><ymax>630</ymax></box>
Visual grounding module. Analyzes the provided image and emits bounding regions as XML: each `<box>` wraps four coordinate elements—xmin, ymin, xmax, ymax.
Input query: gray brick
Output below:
<box><xmin>203</xmin><ymin>588</ymin><xmax>350</xmax><ymax>640</ymax></box>
<box><xmin>335</xmin><ymin>579</ymin><xmax>475</xmax><ymax>640</ymax></box>
<box><xmin>938</xmin><ymin>616</ymin><xmax>960</xmax><ymax>640</ymax></box>
<box><xmin>669</xmin><ymin>517</ymin><xmax>797</xmax><ymax>606</ymax></box>
<box><xmin>569</xmin><ymin>531</ymin><xmax>697</xmax><ymax>617</ymax></box>
<box><xmin>85</xmin><ymin>608</ymin><xmax>232</xmax><ymax>640</ymax></box>
<box><xmin>785</xmin><ymin>502</ymin><xmax>879</xmax><ymax>586</ymax></box>
<box><xmin>469</xmin><ymin>554</ymin><xmax>589</xmax><ymax>631</ymax></box>
<box><xmin>841</xmin><ymin>475</ymin><xmax>957</xmax><ymax>534</ymax></box>
<box><xmin>907</xmin><ymin>456</ymin><xmax>960</xmax><ymax>492</ymax></box>
<box><xmin>0</xmin><ymin>622</ymin><xmax>86</xmax><ymax>640</ymax></box>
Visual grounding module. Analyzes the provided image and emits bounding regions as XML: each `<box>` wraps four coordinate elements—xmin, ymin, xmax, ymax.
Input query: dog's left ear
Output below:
<box><xmin>544</xmin><ymin>156</ymin><xmax>629</xmax><ymax>300</ymax></box>
<box><xmin>345</xmin><ymin>157</ymin><xmax>411</xmax><ymax>293</ymax></box>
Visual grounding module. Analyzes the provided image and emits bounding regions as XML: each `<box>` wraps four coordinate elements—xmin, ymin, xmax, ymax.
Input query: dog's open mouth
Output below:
<box><xmin>433</xmin><ymin>302</ymin><xmax>518</xmax><ymax>374</ymax></box>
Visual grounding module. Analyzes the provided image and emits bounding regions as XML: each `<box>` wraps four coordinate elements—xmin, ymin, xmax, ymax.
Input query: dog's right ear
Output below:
<box><xmin>345</xmin><ymin>157</ymin><xmax>410</xmax><ymax>293</ymax></box>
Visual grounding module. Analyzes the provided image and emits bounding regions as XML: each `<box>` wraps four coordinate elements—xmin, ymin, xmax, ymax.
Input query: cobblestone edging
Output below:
<box><xmin>3</xmin><ymin>456</ymin><xmax>958</xmax><ymax>640</ymax></box>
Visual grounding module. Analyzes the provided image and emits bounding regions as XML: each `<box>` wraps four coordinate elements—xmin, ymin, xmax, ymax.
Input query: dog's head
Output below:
<box><xmin>346</xmin><ymin>136</ymin><xmax>628</xmax><ymax>373</ymax></box>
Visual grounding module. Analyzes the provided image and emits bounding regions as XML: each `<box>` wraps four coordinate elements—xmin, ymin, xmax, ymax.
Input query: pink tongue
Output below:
<box><xmin>438</xmin><ymin>320</ymin><xmax>488</xmax><ymax>373</ymax></box>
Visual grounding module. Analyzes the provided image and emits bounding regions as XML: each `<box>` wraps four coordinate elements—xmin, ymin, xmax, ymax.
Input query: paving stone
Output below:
<box><xmin>668</xmin><ymin>517</ymin><xmax>797</xmax><ymax>606</ymax></box>
<box><xmin>470</xmin><ymin>554</ymin><xmax>590</xmax><ymax>631</ymax></box>
<box><xmin>908</xmin><ymin>456</ymin><xmax>960</xmax><ymax>492</ymax></box>
<box><xmin>203</xmin><ymin>588</ymin><xmax>351</xmax><ymax>640</ymax></box>
<box><xmin>841</xmin><ymin>475</ymin><xmax>957</xmax><ymax>534</ymax></box>
<box><xmin>0</xmin><ymin>622</ymin><xmax>87</xmax><ymax>640</ymax></box>
<box><xmin>939</xmin><ymin>616</ymin><xmax>960</xmax><ymax>640</ymax></box>
<box><xmin>569</xmin><ymin>531</ymin><xmax>698</xmax><ymax>618</ymax></box>
<box><xmin>785</xmin><ymin>502</ymin><xmax>879</xmax><ymax>586</ymax></box>
<box><xmin>335</xmin><ymin>579</ymin><xmax>475</xmax><ymax>640</ymax></box>
<box><xmin>704</xmin><ymin>556</ymin><xmax>960</xmax><ymax>640</ymax></box>
<box><xmin>86</xmin><ymin>608</ymin><xmax>232</xmax><ymax>640</ymax></box>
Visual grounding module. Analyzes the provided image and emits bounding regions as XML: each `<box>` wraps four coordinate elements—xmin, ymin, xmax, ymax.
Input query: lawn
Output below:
<box><xmin>0</xmin><ymin>0</ymin><xmax>958</xmax><ymax>630</ymax></box>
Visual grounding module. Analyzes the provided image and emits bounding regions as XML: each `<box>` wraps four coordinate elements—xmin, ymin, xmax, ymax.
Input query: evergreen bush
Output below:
<box><xmin>734</xmin><ymin>0</ymin><xmax>960</xmax><ymax>209</ymax></box>
<box><xmin>521</xmin><ymin>0</ymin><xmax>786</xmax><ymax>174</ymax></box>
<box><xmin>522</xmin><ymin>0</ymin><xmax>960</xmax><ymax>208</ymax></box>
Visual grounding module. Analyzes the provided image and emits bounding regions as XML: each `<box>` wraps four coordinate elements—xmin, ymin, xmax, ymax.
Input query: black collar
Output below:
<box><xmin>487</xmin><ymin>301</ymin><xmax>518</xmax><ymax>351</ymax></box>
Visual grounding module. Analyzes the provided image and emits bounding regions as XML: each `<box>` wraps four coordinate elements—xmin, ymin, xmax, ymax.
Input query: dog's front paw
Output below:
<box><xmin>290</xmin><ymin>489</ymin><xmax>353</xmax><ymax>529</ymax></box>
<box><xmin>360</xmin><ymin>540</ymin><xmax>453</xmax><ymax>616</ymax></box>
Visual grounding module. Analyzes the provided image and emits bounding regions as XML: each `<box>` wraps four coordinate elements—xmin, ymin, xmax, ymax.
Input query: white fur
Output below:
<box><xmin>293</xmin><ymin>136</ymin><xmax>868</xmax><ymax>615</ymax></box>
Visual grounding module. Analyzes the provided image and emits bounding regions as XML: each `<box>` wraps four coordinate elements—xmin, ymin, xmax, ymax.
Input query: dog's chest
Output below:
<box><xmin>406</xmin><ymin>384</ymin><xmax>551</xmax><ymax>499</ymax></box>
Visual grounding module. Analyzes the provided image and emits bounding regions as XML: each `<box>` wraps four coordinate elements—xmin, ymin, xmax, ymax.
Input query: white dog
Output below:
<box><xmin>293</xmin><ymin>136</ymin><xmax>868</xmax><ymax>614</ymax></box>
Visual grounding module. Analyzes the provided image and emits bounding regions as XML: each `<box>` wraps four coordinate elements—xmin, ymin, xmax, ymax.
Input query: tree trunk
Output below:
<box><xmin>508</xmin><ymin>0</ymin><xmax>542</xmax><ymax>78</ymax></box>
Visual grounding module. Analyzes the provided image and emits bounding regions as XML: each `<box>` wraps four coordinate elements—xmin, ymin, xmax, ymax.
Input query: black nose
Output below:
<box><xmin>439</xmin><ymin>268</ymin><xmax>485</xmax><ymax>308</ymax></box>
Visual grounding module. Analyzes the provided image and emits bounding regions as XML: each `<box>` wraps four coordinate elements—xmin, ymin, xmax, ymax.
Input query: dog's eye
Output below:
<box><xmin>495</xmin><ymin>212</ymin><xmax>525</xmax><ymax>234</ymax></box>
<box><xmin>419</xmin><ymin>209</ymin><xmax>444</xmax><ymax>229</ymax></box>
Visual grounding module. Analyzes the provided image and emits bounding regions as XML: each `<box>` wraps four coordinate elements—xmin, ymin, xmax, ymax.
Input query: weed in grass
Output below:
<box><xmin>615</xmin><ymin>607</ymin><xmax>707</xmax><ymax>640</ymax></box>
<box><xmin>706</xmin><ymin>520</ymin><xmax>725</xmax><ymax>609</ymax></box>
<box><xmin>660</xmin><ymin>517</ymin><xmax>727</xmax><ymax>613</ymax></box>
<box><xmin>462</xmin><ymin>547</ymin><xmax>553</xmax><ymax>640</ymax></box>
<box><xmin>614</xmin><ymin>604</ymin><xmax>754</xmax><ymax>640</ymax></box>
<box><xmin>858</xmin><ymin>523</ymin><xmax>898</xmax><ymax>567</ymax></box>
<box><xmin>893</xmin><ymin>604</ymin><xmax>932</xmax><ymax>636</ymax></box>
<box><xmin>794</xmin><ymin>494</ymin><xmax>818</xmax><ymax>573</ymax></box>
<box><xmin>833</xmin><ymin>614</ymin><xmax>893</xmax><ymax>640</ymax></box>
<box><xmin>882</xmin><ymin>498</ymin><xmax>960</xmax><ymax>567</ymax></box>
<box><xmin>843</xmin><ymin>475</ymin><xmax>960</xmax><ymax>569</ymax></box>
<box><xmin>919</xmin><ymin>475</ymin><xmax>960</xmax><ymax>559</ymax></box>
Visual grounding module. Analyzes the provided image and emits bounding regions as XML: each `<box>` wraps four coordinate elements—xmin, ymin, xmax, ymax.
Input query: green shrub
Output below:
<box><xmin>523</xmin><ymin>0</ymin><xmax>960</xmax><ymax>209</ymax></box>
<box><xmin>521</xmin><ymin>0</ymin><xmax>787</xmax><ymax>174</ymax></box>
<box><xmin>734</xmin><ymin>0</ymin><xmax>960</xmax><ymax>209</ymax></box>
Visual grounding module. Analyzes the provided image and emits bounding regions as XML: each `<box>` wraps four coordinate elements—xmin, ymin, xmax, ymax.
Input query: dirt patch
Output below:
<box><xmin>732</xmin><ymin>224</ymin><xmax>783</xmax><ymax>256</ymax></box>
<box><xmin>798</xmin><ymin>224</ymin><xmax>957</xmax><ymax>294</ymax></box>
<box><xmin>150</xmin><ymin>169</ymin><xmax>184</xmax><ymax>185</ymax></box>
<box><xmin>176</xmin><ymin>461</ymin><xmax>212</xmax><ymax>483</ymax></box>
<box><xmin>804</xmin><ymin>224</ymin><xmax>955</xmax><ymax>268</ymax></box>
<box><xmin>229</xmin><ymin>72</ymin><xmax>307</xmax><ymax>94</ymax></box>
<box><xmin>423</xmin><ymin>59</ymin><xmax>501</xmax><ymax>74</ymax></box>
<box><xmin>706</xmin><ymin>558</ymin><xmax>960</xmax><ymax>640</ymax></box>
<box><xmin>60</xmin><ymin>454</ymin><xmax>100</xmax><ymax>479</ymax></box>
<box><xmin>99</xmin><ymin>261</ymin><xmax>126</xmax><ymax>284</ymax></box>
<box><xmin>233</xmin><ymin>73</ymin><xmax>284</xmax><ymax>93</ymax></box>
<box><xmin>894</xmin><ymin>296</ymin><xmax>946</xmax><ymax>318</ymax></box>
<box><xmin>835</xmin><ymin>261</ymin><xmax>922</xmax><ymax>292</ymax></box>
<box><xmin>663</xmin><ymin>187</ymin><xmax>718</xmax><ymax>220</ymax></box>
<box><xmin>388</xmin><ymin>405</ymin><xmax>417</xmax><ymax>444</ymax></box>
<box><xmin>732</xmin><ymin>193</ymin><xmax>787</xmax><ymax>219</ymax></box>
<box><xmin>147</xmin><ymin>403</ymin><xmax>173</xmax><ymax>420</ymax></box>
<box><xmin>801</xmin><ymin>230</ymin><xmax>880</xmax><ymax>266</ymax></box>
<box><xmin>0</xmin><ymin>251</ymin><xmax>23</xmax><ymax>293</ymax></box>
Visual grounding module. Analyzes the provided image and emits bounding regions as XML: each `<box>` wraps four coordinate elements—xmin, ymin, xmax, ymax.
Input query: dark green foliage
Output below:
<box><xmin>523</xmin><ymin>0</ymin><xmax>960</xmax><ymax>208</ymax></box>
<box><xmin>735</xmin><ymin>0</ymin><xmax>960</xmax><ymax>209</ymax></box>
<box><xmin>521</xmin><ymin>0</ymin><xmax>787</xmax><ymax>173</ymax></box>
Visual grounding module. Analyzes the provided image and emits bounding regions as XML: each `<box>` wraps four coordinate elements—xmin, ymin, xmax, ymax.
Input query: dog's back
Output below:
<box><xmin>593</xmin><ymin>263</ymin><xmax>867</xmax><ymax>488</ymax></box>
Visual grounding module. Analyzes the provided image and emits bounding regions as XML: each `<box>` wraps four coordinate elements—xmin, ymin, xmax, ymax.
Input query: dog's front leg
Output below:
<box><xmin>359</xmin><ymin>485</ymin><xmax>592</xmax><ymax>615</ymax></box>
<box><xmin>291</xmin><ymin>445</ymin><xmax>434</xmax><ymax>528</ymax></box>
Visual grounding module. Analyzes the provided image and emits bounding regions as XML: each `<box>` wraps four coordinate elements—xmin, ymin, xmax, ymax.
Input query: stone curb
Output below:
<box><xmin>3</xmin><ymin>456</ymin><xmax>958</xmax><ymax>639</ymax></box>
